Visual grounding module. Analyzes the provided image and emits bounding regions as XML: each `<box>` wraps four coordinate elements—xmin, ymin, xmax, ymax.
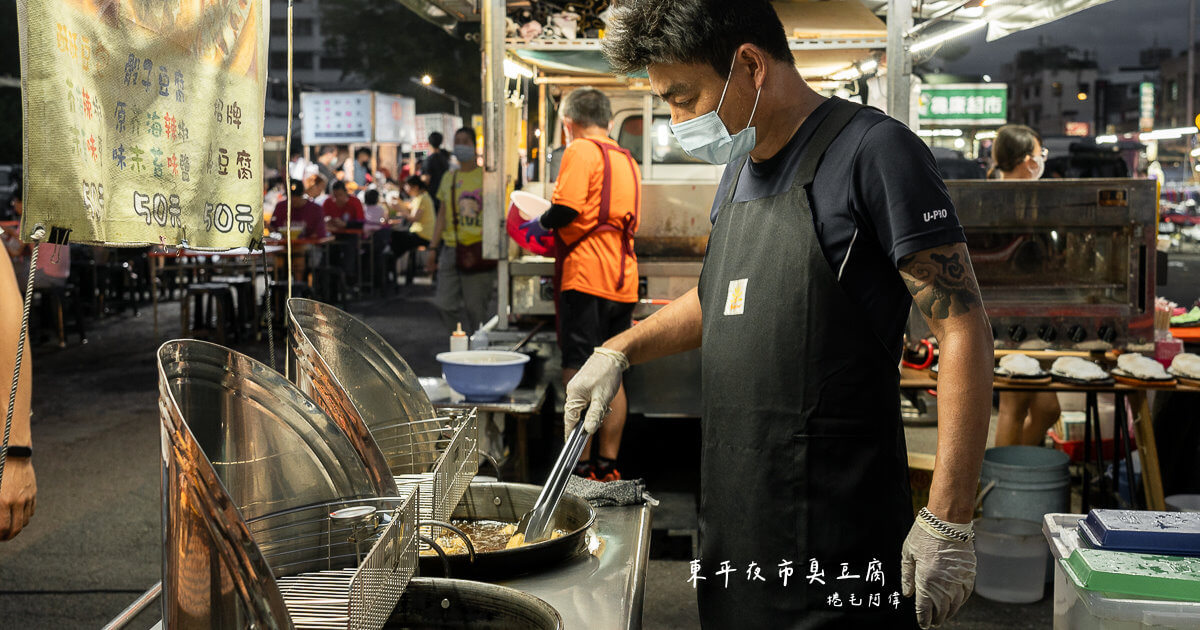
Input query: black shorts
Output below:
<box><xmin>559</xmin><ymin>290</ymin><xmax>635</xmax><ymax>370</ymax></box>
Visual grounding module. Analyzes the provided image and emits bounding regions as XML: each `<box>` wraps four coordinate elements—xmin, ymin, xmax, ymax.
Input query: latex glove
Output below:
<box><xmin>0</xmin><ymin>458</ymin><xmax>37</xmax><ymax>541</ymax></box>
<box><xmin>564</xmin><ymin>347</ymin><xmax>629</xmax><ymax>435</ymax></box>
<box><xmin>900</xmin><ymin>515</ymin><xmax>976</xmax><ymax>628</ymax></box>
<box><xmin>520</xmin><ymin>217</ymin><xmax>551</xmax><ymax>239</ymax></box>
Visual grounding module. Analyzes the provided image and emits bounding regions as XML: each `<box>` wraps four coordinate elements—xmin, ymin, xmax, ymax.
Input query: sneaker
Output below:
<box><xmin>592</xmin><ymin>463</ymin><xmax>621</xmax><ymax>482</ymax></box>
<box><xmin>572</xmin><ymin>461</ymin><xmax>595</xmax><ymax>478</ymax></box>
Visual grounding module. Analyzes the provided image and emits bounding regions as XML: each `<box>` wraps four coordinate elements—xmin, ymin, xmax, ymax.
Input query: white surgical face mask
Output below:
<box><xmin>669</xmin><ymin>55</ymin><xmax>763</xmax><ymax>165</ymax></box>
<box><xmin>1031</xmin><ymin>155</ymin><xmax>1046</xmax><ymax>180</ymax></box>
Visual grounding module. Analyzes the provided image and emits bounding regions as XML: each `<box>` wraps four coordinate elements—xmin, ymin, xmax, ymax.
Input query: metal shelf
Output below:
<box><xmin>505</xmin><ymin>38</ymin><xmax>601</xmax><ymax>50</ymax></box>
<box><xmin>789</xmin><ymin>36</ymin><xmax>888</xmax><ymax>50</ymax></box>
<box><xmin>505</xmin><ymin>36</ymin><xmax>888</xmax><ymax>52</ymax></box>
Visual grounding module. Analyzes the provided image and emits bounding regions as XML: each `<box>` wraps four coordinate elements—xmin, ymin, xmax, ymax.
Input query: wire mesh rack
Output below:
<box><xmin>287</xmin><ymin>298</ymin><xmax>481</xmax><ymax>525</ymax></box>
<box><xmin>156</xmin><ymin>339</ymin><xmax>420</xmax><ymax>630</ymax></box>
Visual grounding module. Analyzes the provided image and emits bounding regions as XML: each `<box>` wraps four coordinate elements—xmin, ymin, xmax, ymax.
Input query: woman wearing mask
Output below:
<box><xmin>990</xmin><ymin>125</ymin><xmax>1057</xmax><ymax>447</ymax></box>
<box><xmin>987</xmin><ymin>124</ymin><xmax>1046</xmax><ymax>181</ymax></box>
<box><xmin>426</xmin><ymin>128</ymin><xmax>496</xmax><ymax>332</ymax></box>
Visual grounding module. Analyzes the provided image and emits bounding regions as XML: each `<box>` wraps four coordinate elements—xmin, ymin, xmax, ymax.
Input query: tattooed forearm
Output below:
<box><xmin>899</xmin><ymin>244</ymin><xmax>983</xmax><ymax>320</ymax></box>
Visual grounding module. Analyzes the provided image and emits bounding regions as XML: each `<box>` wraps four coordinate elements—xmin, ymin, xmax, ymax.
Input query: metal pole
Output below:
<box><xmin>482</xmin><ymin>0</ymin><xmax>508</xmax><ymax>327</ymax></box>
<box><xmin>1188</xmin><ymin>0</ymin><xmax>1196</xmax><ymax>179</ymax></box>
<box><xmin>537</xmin><ymin>81</ymin><xmax>548</xmax><ymax>184</ymax></box>
<box><xmin>887</xmin><ymin>0</ymin><xmax>914</xmax><ymax>127</ymax></box>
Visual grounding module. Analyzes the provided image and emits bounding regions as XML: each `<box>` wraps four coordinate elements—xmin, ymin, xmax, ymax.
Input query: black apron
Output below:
<box><xmin>695</xmin><ymin>99</ymin><xmax>917</xmax><ymax>629</ymax></box>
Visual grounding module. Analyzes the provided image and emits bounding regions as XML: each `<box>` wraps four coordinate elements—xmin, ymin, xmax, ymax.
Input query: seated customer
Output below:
<box><xmin>322</xmin><ymin>181</ymin><xmax>364</xmax><ymax>230</ymax></box>
<box><xmin>270</xmin><ymin>179</ymin><xmax>328</xmax><ymax>239</ymax></box>
<box><xmin>362</xmin><ymin>189</ymin><xmax>389</xmax><ymax>237</ymax></box>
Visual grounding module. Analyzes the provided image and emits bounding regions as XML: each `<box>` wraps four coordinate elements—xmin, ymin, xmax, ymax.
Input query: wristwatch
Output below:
<box><xmin>2</xmin><ymin>445</ymin><xmax>32</xmax><ymax>459</ymax></box>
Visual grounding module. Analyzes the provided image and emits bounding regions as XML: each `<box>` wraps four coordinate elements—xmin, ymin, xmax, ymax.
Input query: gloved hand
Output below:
<box><xmin>520</xmin><ymin>217</ymin><xmax>551</xmax><ymax>239</ymax></box>
<box><xmin>564</xmin><ymin>347</ymin><xmax>629</xmax><ymax>436</ymax></box>
<box><xmin>900</xmin><ymin>512</ymin><xmax>976</xmax><ymax>629</ymax></box>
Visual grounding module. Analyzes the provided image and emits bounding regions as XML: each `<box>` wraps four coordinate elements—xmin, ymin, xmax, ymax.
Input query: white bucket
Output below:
<box><xmin>974</xmin><ymin>517</ymin><xmax>1048</xmax><ymax>603</ymax></box>
<box><xmin>1166</xmin><ymin>494</ymin><xmax>1200</xmax><ymax>512</ymax></box>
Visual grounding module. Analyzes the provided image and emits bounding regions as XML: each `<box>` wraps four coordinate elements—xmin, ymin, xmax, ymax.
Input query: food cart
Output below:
<box><xmin>395</xmin><ymin>0</ymin><xmax>1123</xmax><ymax>419</ymax></box>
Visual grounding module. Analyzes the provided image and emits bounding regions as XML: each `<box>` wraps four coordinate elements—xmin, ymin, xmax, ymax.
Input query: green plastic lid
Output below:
<box><xmin>1061</xmin><ymin>548</ymin><xmax>1200</xmax><ymax>603</ymax></box>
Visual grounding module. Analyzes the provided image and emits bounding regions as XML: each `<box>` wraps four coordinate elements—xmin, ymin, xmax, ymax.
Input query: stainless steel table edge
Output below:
<box><xmin>497</xmin><ymin>504</ymin><xmax>654</xmax><ymax>630</ymax></box>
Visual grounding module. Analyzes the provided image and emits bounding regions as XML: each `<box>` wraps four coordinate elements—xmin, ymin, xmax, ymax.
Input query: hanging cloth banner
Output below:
<box><xmin>17</xmin><ymin>0</ymin><xmax>268</xmax><ymax>250</ymax></box>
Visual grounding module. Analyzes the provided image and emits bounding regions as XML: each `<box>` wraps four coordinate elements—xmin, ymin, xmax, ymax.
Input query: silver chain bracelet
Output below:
<box><xmin>918</xmin><ymin>507</ymin><xmax>974</xmax><ymax>542</ymax></box>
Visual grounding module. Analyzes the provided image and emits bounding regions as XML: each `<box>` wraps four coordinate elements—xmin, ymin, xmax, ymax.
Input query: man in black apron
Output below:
<box><xmin>564</xmin><ymin>2</ymin><xmax>995</xmax><ymax>628</ymax></box>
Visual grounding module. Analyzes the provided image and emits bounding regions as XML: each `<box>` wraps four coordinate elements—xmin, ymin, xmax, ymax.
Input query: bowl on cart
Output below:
<box><xmin>437</xmin><ymin>350</ymin><xmax>530</xmax><ymax>402</ymax></box>
<box><xmin>511</xmin><ymin>191</ymin><xmax>551</xmax><ymax>221</ymax></box>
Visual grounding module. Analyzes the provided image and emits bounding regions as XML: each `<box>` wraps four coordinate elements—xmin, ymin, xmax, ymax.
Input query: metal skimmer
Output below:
<box><xmin>157</xmin><ymin>340</ymin><xmax>418</xmax><ymax>630</ymax></box>
<box><xmin>288</xmin><ymin>298</ymin><xmax>479</xmax><ymax>524</ymax></box>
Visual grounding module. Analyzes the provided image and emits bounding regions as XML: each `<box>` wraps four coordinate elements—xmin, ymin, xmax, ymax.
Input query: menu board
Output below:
<box><xmin>17</xmin><ymin>0</ymin><xmax>268</xmax><ymax>249</ymax></box>
<box><xmin>374</xmin><ymin>93</ymin><xmax>417</xmax><ymax>146</ymax></box>
<box><xmin>413</xmin><ymin>113</ymin><xmax>464</xmax><ymax>153</ymax></box>
<box><xmin>300</xmin><ymin>91</ymin><xmax>372</xmax><ymax>145</ymax></box>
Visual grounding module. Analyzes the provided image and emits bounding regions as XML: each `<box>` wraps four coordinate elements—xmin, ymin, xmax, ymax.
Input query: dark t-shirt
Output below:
<box><xmin>710</xmin><ymin>97</ymin><xmax>965</xmax><ymax>361</ymax></box>
<box><xmin>423</xmin><ymin>150</ymin><xmax>452</xmax><ymax>201</ymax></box>
<box><xmin>271</xmin><ymin>199</ymin><xmax>328</xmax><ymax>238</ymax></box>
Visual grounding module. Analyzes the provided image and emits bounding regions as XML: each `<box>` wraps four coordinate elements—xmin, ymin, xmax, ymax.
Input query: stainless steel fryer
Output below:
<box><xmin>288</xmin><ymin>298</ymin><xmax>479</xmax><ymax>524</ymax></box>
<box><xmin>156</xmin><ymin>339</ymin><xmax>418</xmax><ymax>630</ymax></box>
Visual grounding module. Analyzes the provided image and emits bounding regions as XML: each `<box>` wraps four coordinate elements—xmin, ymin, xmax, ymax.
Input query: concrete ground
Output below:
<box><xmin>0</xmin><ymin>282</ymin><xmax>1053</xmax><ymax>629</ymax></box>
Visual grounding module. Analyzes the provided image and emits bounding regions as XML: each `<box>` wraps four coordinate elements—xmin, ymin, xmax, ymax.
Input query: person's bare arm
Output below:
<box><xmin>603</xmin><ymin>286</ymin><xmax>702</xmax><ymax>365</ymax></box>
<box><xmin>0</xmin><ymin>251</ymin><xmax>35</xmax><ymax>540</ymax></box>
<box><xmin>899</xmin><ymin>242</ymin><xmax>993</xmax><ymax>524</ymax></box>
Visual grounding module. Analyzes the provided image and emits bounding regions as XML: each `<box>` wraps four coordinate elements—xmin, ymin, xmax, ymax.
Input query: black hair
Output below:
<box><xmin>602</xmin><ymin>0</ymin><xmax>793</xmax><ymax>78</ymax></box>
<box><xmin>288</xmin><ymin>178</ymin><xmax>305</xmax><ymax>196</ymax></box>
<box><xmin>989</xmin><ymin>125</ymin><xmax>1042</xmax><ymax>178</ymax></box>
<box><xmin>364</xmin><ymin>189</ymin><xmax>380</xmax><ymax>205</ymax></box>
<box><xmin>405</xmin><ymin>175</ymin><xmax>427</xmax><ymax>191</ymax></box>
<box><xmin>454</xmin><ymin>127</ymin><xmax>476</xmax><ymax>145</ymax></box>
<box><xmin>331</xmin><ymin>180</ymin><xmax>348</xmax><ymax>193</ymax></box>
<box><xmin>355</xmin><ymin>147</ymin><xmax>371</xmax><ymax>159</ymax></box>
<box><xmin>562</xmin><ymin>87</ymin><xmax>612</xmax><ymax>128</ymax></box>
<box><xmin>429</xmin><ymin>132</ymin><xmax>444</xmax><ymax>148</ymax></box>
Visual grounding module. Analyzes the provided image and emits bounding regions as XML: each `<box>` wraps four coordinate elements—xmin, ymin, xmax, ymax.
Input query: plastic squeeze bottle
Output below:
<box><xmin>450</xmin><ymin>323</ymin><xmax>469</xmax><ymax>352</ymax></box>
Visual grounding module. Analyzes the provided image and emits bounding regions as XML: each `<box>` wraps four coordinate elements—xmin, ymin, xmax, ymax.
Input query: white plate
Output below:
<box><xmin>511</xmin><ymin>191</ymin><xmax>551</xmax><ymax>220</ymax></box>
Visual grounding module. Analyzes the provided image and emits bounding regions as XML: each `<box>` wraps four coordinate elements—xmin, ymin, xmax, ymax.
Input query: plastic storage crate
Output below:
<box><xmin>1043</xmin><ymin>514</ymin><xmax>1200</xmax><ymax>629</ymax></box>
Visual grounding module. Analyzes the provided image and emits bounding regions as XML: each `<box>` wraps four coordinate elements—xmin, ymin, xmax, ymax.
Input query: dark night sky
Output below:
<box><xmin>943</xmin><ymin>0</ymin><xmax>1193</xmax><ymax>75</ymax></box>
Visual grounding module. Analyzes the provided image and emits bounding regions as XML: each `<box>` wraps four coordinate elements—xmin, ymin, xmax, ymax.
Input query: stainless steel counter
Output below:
<box><xmin>498</xmin><ymin>504</ymin><xmax>653</xmax><ymax>630</ymax></box>
<box><xmin>139</xmin><ymin>504</ymin><xmax>652</xmax><ymax>630</ymax></box>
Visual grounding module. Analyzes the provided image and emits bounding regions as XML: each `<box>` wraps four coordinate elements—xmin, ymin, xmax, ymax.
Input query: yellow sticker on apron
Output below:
<box><xmin>724</xmin><ymin>278</ymin><xmax>747</xmax><ymax>316</ymax></box>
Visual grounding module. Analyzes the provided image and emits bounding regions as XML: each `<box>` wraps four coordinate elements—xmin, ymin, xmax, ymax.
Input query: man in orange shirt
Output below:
<box><xmin>522</xmin><ymin>87</ymin><xmax>640</xmax><ymax>481</ymax></box>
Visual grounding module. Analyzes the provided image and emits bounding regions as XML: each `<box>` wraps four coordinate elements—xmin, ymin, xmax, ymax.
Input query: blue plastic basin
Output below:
<box><xmin>436</xmin><ymin>351</ymin><xmax>530</xmax><ymax>402</ymax></box>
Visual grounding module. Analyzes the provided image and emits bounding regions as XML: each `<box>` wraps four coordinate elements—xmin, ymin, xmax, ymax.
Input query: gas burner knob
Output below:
<box><xmin>1008</xmin><ymin>324</ymin><xmax>1027</xmax><ymax>342</ymax></box>
<box><xmin>1067</xmin><ymin>325</ymin><xmax>1087</xmax><ymax>343</ymax></box>
<box><xmin>1097</xmin><ymin>325</ymin><xmax>1118</xmax><ymax>343</ymax></box>
<box><xmin>1037</xmin><ymin>325</ymin><xmax>1058</xmax><ymax>343</ymax></box>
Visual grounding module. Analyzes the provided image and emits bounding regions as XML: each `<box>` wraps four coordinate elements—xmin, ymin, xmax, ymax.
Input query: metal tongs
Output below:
<box><xmin>515</xmin><ymin>419</ymin><xmax>589</xmax><ymax>544</ymax></box>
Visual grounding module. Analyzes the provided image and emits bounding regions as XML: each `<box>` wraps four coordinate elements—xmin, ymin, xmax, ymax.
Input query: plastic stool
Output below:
<box><xmin>182</xmin><ymin>283</ymin><xmax>237</xmax><ymax>344</ymax></box>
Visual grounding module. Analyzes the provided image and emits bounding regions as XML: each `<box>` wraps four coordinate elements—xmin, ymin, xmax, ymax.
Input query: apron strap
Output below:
<box><xmin>723</xmin><ymin>155</ymin><xmax>752</xmax><ymax>208</ymax></box>
<box><xmin>556</xmin><ymin>138</ymin><xmax>640</xmax><ymax>291</ymax></box>
<box><xmin>790</xmin><ymin>98</ymin><xmax>864</xmax><ymax>190</ymax></box>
